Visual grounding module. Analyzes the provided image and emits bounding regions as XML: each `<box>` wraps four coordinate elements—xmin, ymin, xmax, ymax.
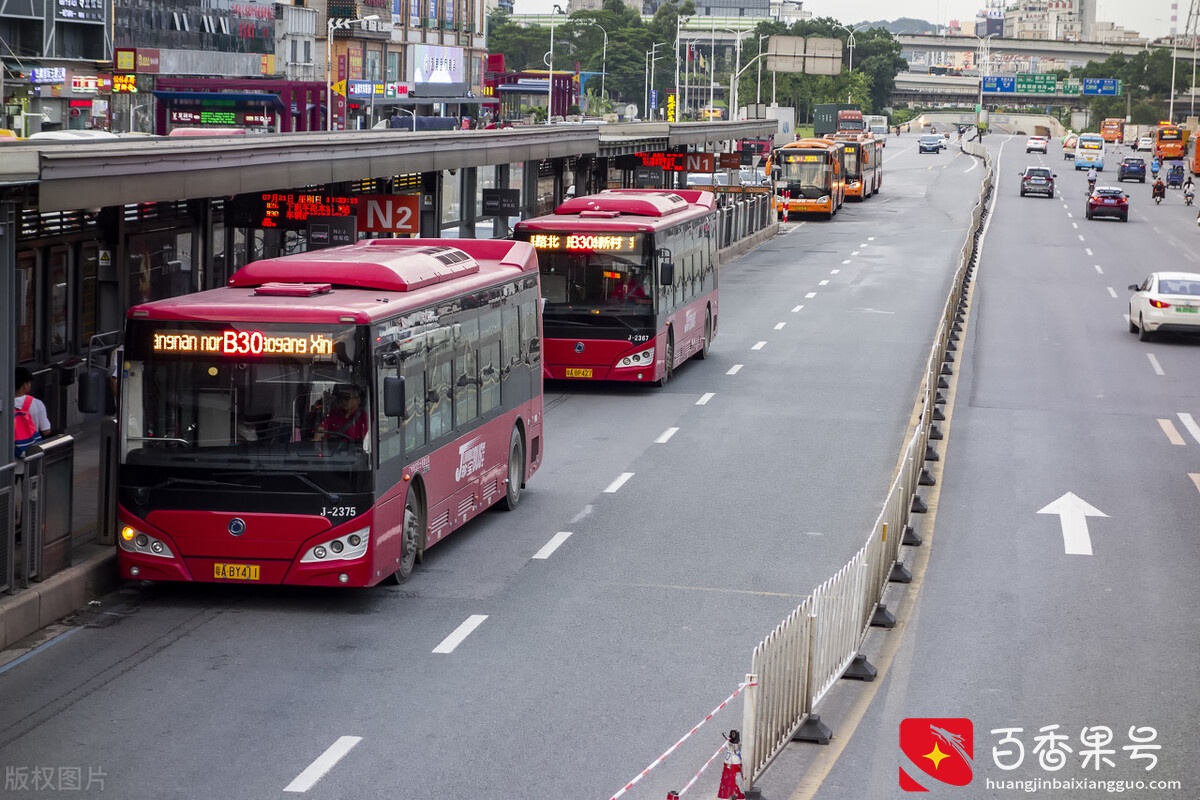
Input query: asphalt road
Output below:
<box><xmin>0</xmin><ymin>136</ymin><xmax>987</xmax><ymax>800</ymax></box>
<box><xmin>754</xmin><ymin>136</ymin><xmax>1200</xmax><ymax>800</ymax></box>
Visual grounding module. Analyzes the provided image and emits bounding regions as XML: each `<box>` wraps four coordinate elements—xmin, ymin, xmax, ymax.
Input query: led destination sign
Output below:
<box><xmin>152</xmin><ymin>330</ymin><xmax>335</xmax><ymax>356</ymax></box>
<box><xmin>527</xmin><ymin>233</ymin><xmax>642</xmax><ymax>253</ymax></box>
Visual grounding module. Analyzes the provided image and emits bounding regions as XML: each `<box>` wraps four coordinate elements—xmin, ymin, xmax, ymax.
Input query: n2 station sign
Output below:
<box><xmin>982</xmin><ymin>75</ymin><xmax>1121</xmax><ymax>96</ymax></box>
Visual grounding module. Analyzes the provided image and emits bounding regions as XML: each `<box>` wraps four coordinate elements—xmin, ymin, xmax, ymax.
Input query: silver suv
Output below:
<box><xmin>1019</xmin><ymin>166</ymin><xmax>1056</xmax><ymax>197</ymax></box>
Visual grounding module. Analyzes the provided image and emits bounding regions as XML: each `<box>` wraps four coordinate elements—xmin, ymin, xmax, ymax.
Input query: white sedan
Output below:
<box><xmin>1137</xmin><ymin>136</ymin><xmax>1154</xmax><ymax>152</ymax></box>
<box><xmin>1128</xmin><ymin>272</ymin><xmax>1200</xmax><ymax>340</ymax></box>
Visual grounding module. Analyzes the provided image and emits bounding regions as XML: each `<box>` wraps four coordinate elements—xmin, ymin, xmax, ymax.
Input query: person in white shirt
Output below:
<box><xmin>14</xmin><ymin>366</ymin><xmax>52</xmax><ymax>473</ymax></box>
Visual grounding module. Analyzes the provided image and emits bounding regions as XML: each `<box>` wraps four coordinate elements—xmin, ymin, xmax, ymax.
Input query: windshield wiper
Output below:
<box><xmin>217</xmin><ymin>470</ymin><xmax>341</xmax><ymax>503</ymax></box>
<box><xmin>144</xmin><ymin>477</ymin><xmax>253</xmax><ymax>491</ymax></box>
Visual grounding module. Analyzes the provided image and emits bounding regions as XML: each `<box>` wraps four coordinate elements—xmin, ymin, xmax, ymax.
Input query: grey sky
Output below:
<box><xmin>512</xmin><ymin>0</ymin><xmax>1180</xmax><ymax>40</ymax></box>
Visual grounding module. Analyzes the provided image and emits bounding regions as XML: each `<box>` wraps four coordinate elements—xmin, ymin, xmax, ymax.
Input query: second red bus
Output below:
<box><xmin>512</xmin><ymin>189</ymin><xmax>718</xmax><ymax>385</ymax></box>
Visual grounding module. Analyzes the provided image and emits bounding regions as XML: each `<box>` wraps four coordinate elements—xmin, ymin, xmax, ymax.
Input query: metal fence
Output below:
<box><xmin>15</xmin><ymin>435</ymin><xmax>75</xmax><ymax>589</ymax></box>
<box><xmin>716</xmin><ymin>193</ymin><xmax>771</xmax><ymax>248</ymax></box>
<box><xmin>739</xmin><ymin>141</ymin><xmax>993</xmax><ymax>788</ymax></box>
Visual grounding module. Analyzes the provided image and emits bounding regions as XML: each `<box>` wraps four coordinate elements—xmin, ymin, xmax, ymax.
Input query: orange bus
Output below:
<box><xmin>1100</xmin><ymin>118</ymin><xmax>1124</xmax><ymax>144</ymax></box>
<box><xmin>1154</xmin><ymin>122</ymin><xmax>1188</xmax><ymax>161</ymax></box>
<box><xmin>826</xmin><ymin>132</ymin><xmax>883</xmax><ymax>200</ymax></box>
<box><xmin>766</xmin><ymin>138</ymin><xmax>846</xmax><ymax>219</ymax></box>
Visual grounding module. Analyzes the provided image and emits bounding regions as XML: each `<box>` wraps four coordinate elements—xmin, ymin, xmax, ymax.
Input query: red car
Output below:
<box><xmin>1085</xmin><ymin>186</ymin><xmax>1129</xmax><ymax>222</ymax></box>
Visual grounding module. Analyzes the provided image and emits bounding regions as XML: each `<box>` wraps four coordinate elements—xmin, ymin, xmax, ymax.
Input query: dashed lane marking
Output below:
<box><xmin>284</xmin><ymin>736</ymin><xmax>363</xmax><ymax>793</ymax></box>
<box><xmin>726</xmin><ymin>364</ymin><xmax>744</xmax><ymax>375</ymax></box>
<box><xmin>432</xmin><ymin>615</ymin><xmax>489</xmax><ymax>654</ymax></box>
<box><xmin>696</xmin><ymin>393</ymin><xmax>715</xmax><ymax>405</ymax></box>
<box><xmin>604</xmin><ymin>472</ymin><xmax>635</xmax><ymax>493</ymax></box>
<box><xmin>656</xmin><ymin>427</ymin><xmax>679</xmax><ymax>443</ymax></box>
<box><xmin>532</xmin><ymin>532</ymin><xmax>573</xmax><ymax>560</ymax></box>
<box><xmin>752</xmin><ymin>341</ymin><xmax>767</xmax><ymax>350</ymax></box>
<box><xmin>1159</xmin><ymin>419</ymin><xmax>1187</xmax><ymax>446</ymax></box>
<box><xmin>1178</xmin><ymin>413</ymin><xmax>1200</xmax><ymax>445</ymax></box>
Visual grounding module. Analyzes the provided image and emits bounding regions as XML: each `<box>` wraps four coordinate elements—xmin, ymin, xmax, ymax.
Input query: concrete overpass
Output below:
<box><xmin>895</xmin><ymin>33</ymin><xmax>1195</xmax><ymax>67</ymax></box>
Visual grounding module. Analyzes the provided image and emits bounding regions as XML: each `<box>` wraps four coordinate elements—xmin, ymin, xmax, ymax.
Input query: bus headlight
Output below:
<box><xmin>617</xmin><ymin>345</ymin><xmax>656</xmax><ymax>368</ymax></box>
<box><xmin>301</xmin><ymin>527</ymin><xmax>370</xmax><ymax>563</ymax></box>
<box><xmin>118</xmin><ymin>526</ymin><xmax>175</xmax><ymax>559</ymax></box>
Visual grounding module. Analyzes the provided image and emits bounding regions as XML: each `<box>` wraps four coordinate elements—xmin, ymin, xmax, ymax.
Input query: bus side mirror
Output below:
<box><xmin>383</xmin><ymin>375</ymin><xmax>405</xmax><ymax>417</ymax></box>
<box><xmin>659</xmin><ymin>260</ymin><xmax>675</xmax><ymax>287</ymax></box>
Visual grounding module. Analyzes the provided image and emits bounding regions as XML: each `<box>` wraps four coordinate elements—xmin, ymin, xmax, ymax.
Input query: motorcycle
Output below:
<box><xmin>1153</xmin><ymin>182</ymin><xmax>1166</xmax><ymax>204</ymax></box>
<box><xmin>1187</xmin><ymin>189</ymin><xmax>1196</xmax><ymax>206</ymax></box>
<box><xmin>1087</xmin><ymin>178</ymin><xmax>1097</xmax><ymax>195</ymax></box>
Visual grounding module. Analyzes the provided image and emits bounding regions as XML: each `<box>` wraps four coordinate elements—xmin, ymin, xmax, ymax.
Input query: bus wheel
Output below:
<box><xmin>392</xmin><ymin>489</ymin><xmax>426</xmax><ymax>583</ymax></box>
<box><xmin>698</xmin><ymin>307</ymin><xmax>713</xmax><ymax>359</ymax></box>
<box><xmin>500</xmin><ymin>426</ymin><xmax>525</xmax><ymax>511</ymax></box>
<box><xmin>659</xmin><ymin>329</ymin><xmax>675</xmax><ymax>387</ymax></box>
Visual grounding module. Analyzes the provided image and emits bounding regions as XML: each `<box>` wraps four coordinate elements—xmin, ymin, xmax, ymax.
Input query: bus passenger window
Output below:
<box><xmin>427</xmin><ymin>359</ymin><xmax>452</xmax><ymax>441</ymax></box>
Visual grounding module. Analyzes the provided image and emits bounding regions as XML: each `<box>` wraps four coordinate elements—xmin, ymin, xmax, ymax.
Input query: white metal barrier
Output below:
<box><xmin>740</xmin><ymin>143</ymin><xmax>995</xmax><ymax>789</ymax></box>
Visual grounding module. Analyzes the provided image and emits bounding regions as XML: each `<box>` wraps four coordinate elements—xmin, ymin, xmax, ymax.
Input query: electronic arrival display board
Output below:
<box><xmin>525</xmin><ymin>233</ymin><xmax>643</xmax><ymax>254</ymax></box>
<box><xmin>148</xmin><ymin>329</ymin><xmax>337</xmax><ymax>357</ymax></box>
<box><xmin>226</xmin><ymin>192</ymin><xmax>359</xmax><ymax>231</ymax></box>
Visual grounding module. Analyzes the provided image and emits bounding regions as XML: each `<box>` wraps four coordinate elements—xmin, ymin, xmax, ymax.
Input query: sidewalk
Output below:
<box><xmin>1</xmin><ymin>416</ymin><xmax>120</xmax><ymax>650</ymax></box>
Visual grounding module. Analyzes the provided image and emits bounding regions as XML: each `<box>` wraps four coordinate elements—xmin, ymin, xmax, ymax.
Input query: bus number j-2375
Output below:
<box><xmin>321</xmin><ymin>506</ymin><xmax>357</xmax><ymax>518</ymax></box>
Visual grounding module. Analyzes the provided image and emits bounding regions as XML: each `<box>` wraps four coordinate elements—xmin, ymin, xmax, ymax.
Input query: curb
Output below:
<box><xmin>0</xmin><ymin>545</ymin><xmax>119</xmax><ymax>650</ymax></box>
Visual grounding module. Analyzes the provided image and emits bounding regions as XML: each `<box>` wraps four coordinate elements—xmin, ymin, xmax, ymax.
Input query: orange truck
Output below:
<box><xmin>1100</xmin><ymin>118</ymin><xmax>1124</xmax><ymax>144</ymax></box>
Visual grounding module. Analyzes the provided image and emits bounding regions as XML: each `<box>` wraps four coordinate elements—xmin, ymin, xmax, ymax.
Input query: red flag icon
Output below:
<box><xmin>899</xmin><ymin>718</ymin><xmax>974</xmax><ymax>791</ymax></box>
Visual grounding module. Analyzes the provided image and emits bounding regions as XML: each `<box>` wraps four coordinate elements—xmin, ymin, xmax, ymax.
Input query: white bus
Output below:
<box><xmin>1074</xmin><ymin>133</ymin><xmax>1106</xmax><ymax>170</ymax></box>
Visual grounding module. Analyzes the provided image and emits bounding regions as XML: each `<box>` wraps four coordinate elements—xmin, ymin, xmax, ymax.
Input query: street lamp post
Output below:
<box><xmin>835</xmin><ymin>24</ymin><xmax>869</xmax><ymax>103</ymax></box>
<box><xmin>645</xmin><ymin>42</ymin><xmax>663</xmax><ymax>120</ymax></box>
<box><xmin>327</xmin><ymin>14</ymin><xmax>380</xmax><ymax>131</ymax></box>
<box><xmin>583</xmin><ymin>20</ymin><xmax>608</xmax><ymax>111</ymax></box>
<box><xmin>972</xmin><ymin>33</ymin><xmax>997</xmax><ymax>127</ymax></box>
<box><xmin>728</xmin><ymin>30</ymin><xmax>753</xmax><ymax>121</ymax></box>
<box><xmin>545</xmin><ymin>4</ymin><xmax>566</xmax><ymax>125</ymax></box>
<box><xmin>1169</xmin><ymin>33</ymin><xmax>1179</xmax><ymax>121</ymax></box>
<box><xmin>757</xmin><ymin>34</ymin><xmax>768</xmax><ymax>108</ymax></box>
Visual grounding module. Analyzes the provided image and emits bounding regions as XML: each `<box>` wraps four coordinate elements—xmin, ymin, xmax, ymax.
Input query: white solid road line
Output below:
<box><xmin>696</xmin><ymin>393</ymin><xmax>715</xmax><ymax>405</ymax></box>
<box><xmin>1158</xmin><ymin>418</ymin><xmax>1187</xmax><ymax>446</ymax></box>
<box><xmin>752</xmin><ymin>341</ymin><xmax>766</xmax><ymax>350</ymax></box>
<box><xmin>1147</xmin><ymin>353</ymin><xmax>1165</xmax><ymax>375</ymax></box>
<box><xmin>726</xmin><ymin>364</ymin><xmax>744</xmax><ymax>375</ymax></box>
<box><xmin>532</xmin><ymin>532</ymin><xmax>573</xmax><ymax>560</ymax></box>
<box><xmin>1177</xmin><ymin>413</ymin><xmax>1200</xmax><ymax>445</ymax></box>
<box><xmin>656</xmin><ymin>427</ymin><xmax>679</xmax><ymax>443</ymax></box>
<box><xmin>432</xmin><ymin>615</ymin><xmax>489</xmax><ymax>654</ymax></box>
<box><xmin>283</xmin><ymin>736</ymin><xmax>363</xmax><ymax>793</ymax></box>
<box><xmin>604</xmin><ymin>472</ymin><xmax>634</xmax><ymax>493</ymax></box>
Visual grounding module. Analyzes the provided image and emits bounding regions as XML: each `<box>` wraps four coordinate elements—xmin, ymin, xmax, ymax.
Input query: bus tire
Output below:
<box><xmin>698</xmin><ymin>307</ymin><xmax>713</xmax><ymax>359</ymax></box>
<box><xmin>500</xmin><ymin>425</ymin><xmax>525</xmax><ymax>511</ymax></box>
<box><xmin>392</xmin><ymin>484</ymin><xmax>427</xmax><ymax>584</ymax></box>
<box><xmin>659</xmin><ymin>329</ymin><xmax>675</xmax><ymax>387</ymax></box>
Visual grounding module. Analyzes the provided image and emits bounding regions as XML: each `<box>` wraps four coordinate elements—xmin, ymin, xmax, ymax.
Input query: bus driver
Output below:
<box><xmin>315</xmin><ymin>385</ymin><xmax>368</xmax><ymax>443</ymax></box>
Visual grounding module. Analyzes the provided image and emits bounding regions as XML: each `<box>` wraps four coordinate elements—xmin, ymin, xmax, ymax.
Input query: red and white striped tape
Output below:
<box><xmin>608</xmin><ymin>680</ymin><xmax>756</xmax><ymax>800</ymax></box>
<box><xmin>676</xmin><ymin>742</ymin><xmax>727</xmax><ymax>796</ymax></box>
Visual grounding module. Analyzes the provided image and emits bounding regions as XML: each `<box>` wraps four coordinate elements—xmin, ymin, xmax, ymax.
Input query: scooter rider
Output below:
<box><xmin>1184</xmin><ymin>175</ymin><xmax>1195</xmax><ymax>205</ymax></box>
<box><xmin>1086</xmin><ymin>166</ymin><xmax>1098</xmax><ymax>193</ymax></box>
<box><xmin>1153</xmin><ymin>176</ymin><xmax>1167</xmax><ymax>203</ymax></box>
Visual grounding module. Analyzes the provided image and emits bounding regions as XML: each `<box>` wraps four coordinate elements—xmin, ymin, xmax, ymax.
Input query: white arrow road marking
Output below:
<box><xmin>1037</xmin><ymin>492</ymin><xmax>1108</xmax><ymax>555</ymax></box>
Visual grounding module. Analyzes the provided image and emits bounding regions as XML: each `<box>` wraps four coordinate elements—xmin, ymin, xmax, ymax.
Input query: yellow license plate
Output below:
<box><xmin>214</xmin><ymin>563</ymin><xmax>260</xmax><ymax>581</ymax></box>
<box><xmin>564</xmin><ymin>368</ymin><xmax>593</xmax><ymax>378</ymax></box>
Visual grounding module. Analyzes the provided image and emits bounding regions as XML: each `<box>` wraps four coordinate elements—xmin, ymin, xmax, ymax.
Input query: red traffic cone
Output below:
<box><xmin>716</xmin><ymin>730</ymin><xmax>745</xmax><ymax>800</ymax></box>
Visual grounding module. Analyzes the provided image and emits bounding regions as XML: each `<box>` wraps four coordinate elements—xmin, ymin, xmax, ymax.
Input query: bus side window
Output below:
<box><xmin>479</xmin><ymin>309</ymin><xmax>502</xmax><ymax>415</ymax></box>
<box><xmin>500</xmin><ymin>303</ymin><xmax>521</xmax><ymax>392</ymax></box>
<box><xmin>426</xmin><ymin>328</ymin><xmax>453</xmax><ymax>442</ymax></box>
<box><xmin>454</xmin><ymin>317</ymin><xmax>479</xmax><ymax>428</ymax></box>
<box><xmin>401</xmin><ymin>337</ymin><xmax>427</xmax><ymax>455</ymax></box>
<box><xmin>520</xmin><ymin>300</ymin><xmax>539</xmax><ymax>367</ymax></box>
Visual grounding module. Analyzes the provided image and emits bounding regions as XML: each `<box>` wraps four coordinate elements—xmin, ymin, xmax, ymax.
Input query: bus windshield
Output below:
<box><xmin>534</xmin><ymin>234</ymin><xmax>654</xmax><ymax>313</ymax></box>
<box><xmin>1158</xmin><ymin>128</ymin><xmax>1183</xmax><ymax>141</ymax></box>
<box><xmin>121</xmin><ymin>321</ymin><xmax>371</xmax><ymax>471</ymax></box>
<box><xmin>778</xmin><ymin>154</ymin><xmax>830</xmax><ymax>197</ymax></box>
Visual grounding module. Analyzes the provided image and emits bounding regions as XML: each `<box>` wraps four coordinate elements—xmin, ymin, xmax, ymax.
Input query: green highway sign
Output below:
<box><xmin>1014</xmin><ymin>73</ymin><xmax>1058</xmax><ymax>94</ymax></box>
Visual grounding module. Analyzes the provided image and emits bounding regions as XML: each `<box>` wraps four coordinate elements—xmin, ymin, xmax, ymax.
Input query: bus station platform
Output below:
<box><xmin>0</xmin><ymin>418</ymin><xmax>120</xmax><ymax>653</ymax></box>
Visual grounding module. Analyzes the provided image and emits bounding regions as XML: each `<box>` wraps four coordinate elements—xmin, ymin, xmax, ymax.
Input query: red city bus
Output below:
<box><xmin>512</xmin><ymin>189</ymin><xmax>718</xmax><ymax>385</ymax></box>
<box><xmin>766</xmin><ymin>138</ymin><xmax>846</xmax><ymax>219</ymax></box>
<box><xmin>115</xmin><ymin>239</ymin><xmax>544</xmax><ymax>587</ymax></box>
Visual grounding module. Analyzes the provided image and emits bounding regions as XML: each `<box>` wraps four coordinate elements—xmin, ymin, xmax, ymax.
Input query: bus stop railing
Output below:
<box><xmin>17</xmin><ymin>434</ymin><xmax>75</xmax><ymax>588</ymax></box>
<box><xmin>1</xmin><ymin>463</ymin><xmax>14</xmax><ymax>594</ymax></box>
